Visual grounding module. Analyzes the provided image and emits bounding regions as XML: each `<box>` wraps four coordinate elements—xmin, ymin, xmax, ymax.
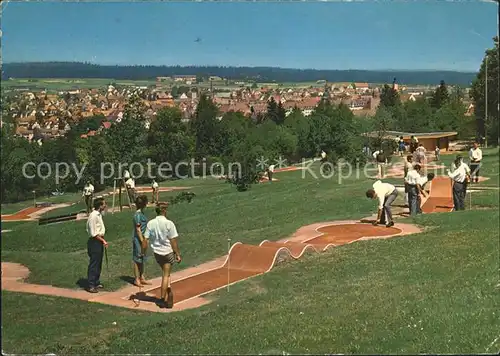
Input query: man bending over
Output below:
<box><xmin>366</xmin><ymin>180</ymin><xmax>399</xmax><ymax>228</ymax></box>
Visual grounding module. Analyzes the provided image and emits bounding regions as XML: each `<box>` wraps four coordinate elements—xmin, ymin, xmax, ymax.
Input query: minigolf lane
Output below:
<box><xmin>1</xmin><ymin>206</ymin><xmax>47</xmax><ymax>221</ymax></box>
<box><xmin>145</xmin><ymin>223</ymin><xmax>402</xmax><ymax>306</ymax></box>
<box><xmin>421</xmin><ymin>176</ymin><xmax>454</xmax><ymax>213</ymax></box>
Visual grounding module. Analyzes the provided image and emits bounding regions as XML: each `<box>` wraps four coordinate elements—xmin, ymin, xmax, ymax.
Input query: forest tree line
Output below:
<box><xmin>2</xmin><ymin>62</ymin><xmax>477</xmax><ymax>86</ymax></box>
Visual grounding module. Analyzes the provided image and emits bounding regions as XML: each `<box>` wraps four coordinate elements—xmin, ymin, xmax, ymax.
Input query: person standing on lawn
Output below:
<box><xmin>435</xmin><ymin>146</ymin><xmax>441</xmax><ymax>161</ymax></box>
<box><xmin>132</xmin><ymin>195</ymin><xmax>151</xmax><ymax>287</ymax></box>
<box><xmin>125</xmin><ymin>176</ymin><xmax>136</xmax><ymax>206</ymax></box>
<box><xmin>415</xmin><ymin>143</ymin><xmax>426</xmax><ymax>165</ymax></box>
<box><xmin>405</xmin><ymin>164</ymin><xmax>427</xmax><ymax>216</ymax></box>
<box><xmin>403</xmin><ymin>155</ymin><xmax>414</xmax><ymax>206</ymax></box>
<box><xmin>144</xmin><ymin>202</ymin><xmax>182</xmax><ymax>309</ymax></box>
<box><xmin>365</xmin><ymin>180</ymin><xmax>398</xmax><ymax>228</ymax></box>
<box><xmin>82</xmin><ymin>180</ymin><xmax>95</xmax><ymax>215</ymax></box>
<box><xmin>86</xmin><ymin>198</ymin><xmax>108</xmax><ymax>293</ymax></box>
<box><xmin>398</xmin><ymin>136</ymin><xmax>406</xmax><ymax>156</ymax></box>
<box><xmin>151</xmin><ymin>179</ymin><xmax>159</xmax><ymax>204</ymax></box>
<box><xmin>373</xmin><ymin>149</ymin><xmax>387</xmax><ymax>179</ymax></box>
<box><xmin>468</xmin><ymin>141</ymin><xmax>482</xmax><ymax>183</ymax></box>
<box><xmin>448</xmin><ymin>155</ymin><xmax>471</xmax><ymax>211</ymax></box>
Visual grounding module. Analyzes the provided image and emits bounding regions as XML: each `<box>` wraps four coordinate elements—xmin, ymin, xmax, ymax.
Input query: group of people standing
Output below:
<box><xmin>365</xmin><ymin>141</ymin><xmax>483</xmax><ymax>225</ymax></box>
<box><xmin>85</xmin><ymin>195</ymin><xmax>182</xmax><ymax>309</ymax></box>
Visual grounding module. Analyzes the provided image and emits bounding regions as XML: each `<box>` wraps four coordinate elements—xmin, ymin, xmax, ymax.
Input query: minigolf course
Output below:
<box><xmin>144</xmin><ymin>222</ymin><xmax>416</xmax><ymax>306</ymax></box>
<box><xmin>1</xmin><ymin>220</ymin><xmax>421</xmax><ymax>313</ymax></box>
<box><xmin>0</xmin><ymin>167</ymin><xmax>482</xmax><ymax>313</ymax></box>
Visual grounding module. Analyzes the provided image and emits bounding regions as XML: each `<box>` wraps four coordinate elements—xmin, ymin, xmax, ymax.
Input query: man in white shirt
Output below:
<box><xmin>435</xmin><ymin>146</ymin><xmax>441</xmax><ymax>162</ymax></box>
<box><xmin>403</xmin><ymin>155</ymin><xmax>414</xmax><ymax>206</ymax></box>
<box><xmin>365</xmin><ymin>180</ymin><xmax>399</xmax><ymax>227</ymax></box>
<box><xmin>405</xmin><ymin>164</ymin><xmax>427</xmax><ymax>216</ymax></box>
<box><xmin>144</xmin><ymin>202</ymin><xmax>182</xmax><ymax>309</ymax></box>
<box><xmin>151</xmin><ymin>179</ymin><xmax>159</xmax><ymax>204</ymax></box>
<box><xmin>125</xmin><ymin>177</ymin><xmax>136</xmax><ymax>205</ymax></box>
<box><xmin>448</xmin><ymin>155</ymin><xmax>471</xmax><ymax>211</ymax></box>
<box><xmin>468</xmin><ymin>141</ymin><xmax>482</xmax><ymax>183</ymax></box>
<box><xmin>415</xmin><ymin>144</ymin><xmax>426</xmax><ymax>165</ymax></box>
<box><xmin>123</xmin><ymin>169</ymin><xmax>131</xmax><ymax>180</ymax></box>
<box><xmin>86</xmin><ymin>198</ymin><xmax>108</xmax><ymax>293</ymax></box>
<box><xmin>320</xmin><ymin>150</ymin><xmax>327</xmax><ymax>162</ymax></box>
<box><xmin>373</xmin><ymin>149</ymin><xmax>387</xmax><ymax>179</ymax></box>
<box><xmin>267</xmin><ymin>164</ymin><xmax>275</xmax><ymax>183</ymax></box>
<box><xmin>82</xmin><ymin>181</ymin><xmax>95</xmax><ymax>215</ymax></box>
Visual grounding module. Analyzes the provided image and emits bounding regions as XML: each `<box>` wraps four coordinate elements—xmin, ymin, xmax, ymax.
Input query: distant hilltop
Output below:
<box><xmin>2</xmin><ymin>62</ymin><xmax>478</xmax><ymax>86</ymax></box>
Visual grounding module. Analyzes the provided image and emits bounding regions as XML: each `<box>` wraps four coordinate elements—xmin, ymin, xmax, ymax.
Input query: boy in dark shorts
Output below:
<box><xmin>144</xmin><ymin>202</ymin><xmax>182</xmax><ymax>308</ymax></box>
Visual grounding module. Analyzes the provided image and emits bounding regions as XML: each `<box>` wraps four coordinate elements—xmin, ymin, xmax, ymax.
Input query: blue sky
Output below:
<box><xmin>1</xmin><ymin>0</ymin><xmax>497</xmax><ymax>71</ymax></box>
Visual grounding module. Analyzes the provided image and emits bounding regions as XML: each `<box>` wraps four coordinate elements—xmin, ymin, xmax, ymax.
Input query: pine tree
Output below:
<box><xmin>431</xmin><ymin>80</ymin><xmax>449</xmax><ymax>109</ymax></box>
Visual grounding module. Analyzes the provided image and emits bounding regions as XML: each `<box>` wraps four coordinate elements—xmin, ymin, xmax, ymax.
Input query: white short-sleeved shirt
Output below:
<box><xmin>123</xmin><ymin>170</ymin><xmax>131</xmax><ymax>179</ymax></box>
<box><xmin>86</xmin><ymin>210</ymin><xmax>105</xmax><ymax>237</ymax></box>
<box><xmin>321</xmin><ymin>151</ymin><xmax>326</xmax><ymax>159</ymax></box>
<box><xmin>83</xmin><ymin>184</ymin><xmax>94</xmax><ymax>196</ymax></box>
<box><xmin>405</xmin><ymin>169</ymin><xmax>421</xmax><ymax>186</ymax></box>
<box><xmin>152</xmin><ymin>181</ymin><xmax>159</xmax><ymax>189</ymax></box>
<box><xmin>469</xmin><ymin>148</ymin><xmax>482</xmax><ymax>162</ymax></box>
<box><xmin>372</xmin><ymin>180</ymin><xmax>396</xmax><ymax>209</ymax></box>
<box><xmin>125</xmin><ymin>178</ymin><xmax>135</xmax><ymax>189</ymax></box>
<box><xmin>268</xmin><ymin>165</ymin><xmax>275</xmax><ymax>172</ymax></box>
<box><xmin>448</xmin><ymin>162</ymin><xmax>471</xmax><ymax>183</ymax></box>
<box><xmin>144</xmin><ymin>215</ymin><xmax>179</xmax><ymax>255</ymax></box>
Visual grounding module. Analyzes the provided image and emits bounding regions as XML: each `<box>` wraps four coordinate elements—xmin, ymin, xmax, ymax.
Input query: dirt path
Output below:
<box><xmin>1</xmin><ymin>220</ymin><xmax>420</xmax><ymax>313</ymax></box>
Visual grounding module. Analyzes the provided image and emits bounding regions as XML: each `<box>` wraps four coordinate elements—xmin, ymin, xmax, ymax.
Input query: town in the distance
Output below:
<box><xmin>1</xmin><ymin>74</ymin><xmax>478</xmax><ymax>141</ymax></box>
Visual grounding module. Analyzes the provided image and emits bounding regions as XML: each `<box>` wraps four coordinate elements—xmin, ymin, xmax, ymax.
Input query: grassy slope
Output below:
<box><xmin>2</xmin><ymin>207</ymin><xmax>498</xmax><ymax>354</ymax></box>
<box><xmin>2</xmin><ymin>166</ymin><xmax>380</xmax><ymax>290</ymax></box>
<box><xmin>1</xmin><ymin>149</ymin><xmax>498</xmax><ymax>354</ymax></box>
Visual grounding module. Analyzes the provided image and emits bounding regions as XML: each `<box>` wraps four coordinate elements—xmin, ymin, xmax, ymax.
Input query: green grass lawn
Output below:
<box><xmin>1</xmin><ymin>150</ymin><xmax>499</xmax><ymax>354</ymax></box>
<box><xmin>2</xmin><ymin>207</ymin><xmax>498</xmax><ymax>354</ymax></box>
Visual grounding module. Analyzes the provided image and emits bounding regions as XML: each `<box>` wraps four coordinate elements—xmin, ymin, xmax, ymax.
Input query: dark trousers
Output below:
<box><xmin>470</xmin><ymin>163</ymin><xmax>480</xmax><ymax>182</ymax></box>
<box><xmin>127</xmin><ymin>188</ymin><xmax>136</xmax><ymax>205</ymax></box>
<box><xmin>452</xmin><ymin>181</ymin><xmax>466</xmax><ymax>211</ymax></box>
<box><xmin>84</xmin><ymin>195</ymin><xmax>92</xmax><ymax>213</ymax></box>
<box><xmin>87</xmin><ymin>238</ymin><xmax>104</xmax><ymax>288</ymax></box>
<box><xmin>407</xmin><ymin>185</ymin><xmax>421</xmax><ymax>216</ymax></box>
<box><xmin>267</xmin><ymin>170</ymin><xmax>273</xmax><ymax>182</ymax></box>
<box><xmin>380</xmin><ymin>189</ymin><xmax>399</xmax><ymax>224</ymax></box>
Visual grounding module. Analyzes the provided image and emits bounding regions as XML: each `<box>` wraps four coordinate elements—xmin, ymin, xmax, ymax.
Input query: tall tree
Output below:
<box><xmin>148</xmin><ymin>107</ymin><xmax>194</xmax><ymax>178</ymax></box>
<box><xmin>470</xmin><ymin>37</ymin><xmax>499</xmax><ymax>145</ymax></box>
<box><xmin>431</xmin><ymin>80</ymin><xmax>449</xmax><ymax>109</ymax></box>
<box><xmin>189</xmin><ymin>94</ymin><xmax>220</xmax><ymax>159</ymax></box>
<box><xmin>380</xmin><ymin>84</ymin><xmax>400</xmax><ymax>108</ymax></box>
<box><xmin>265</xmin><ymin>97</ymin><xmax>285</xmax><ymax>125</ymax></box>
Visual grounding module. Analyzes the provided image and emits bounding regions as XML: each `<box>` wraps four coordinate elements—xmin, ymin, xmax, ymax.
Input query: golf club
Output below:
<box><xmin>227</xmin><ymin>238</ymin><xmax>231</xmax><ymax>292</ymax></box>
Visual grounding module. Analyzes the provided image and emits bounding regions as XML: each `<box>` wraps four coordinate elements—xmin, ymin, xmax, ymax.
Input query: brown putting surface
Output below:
<box><xmin>146</xmin><ymin>223</ymin><xmax>402</xmax><ymax>305</ymax></box>
<box><xmin>1</xmin><ymin>206</ymin><xmax>45</xmax><ymax>221</ymax></box>
<box><xmin>421</xmin><ymin>176</ymin><xmax>454</xmax><ymax>213</ymax></box>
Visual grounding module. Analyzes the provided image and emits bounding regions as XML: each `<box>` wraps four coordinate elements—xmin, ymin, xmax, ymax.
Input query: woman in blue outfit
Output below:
<box><xmin>132</xmin><ymin>195</ymin><xmax>151</xmax><ymax>287</ymax></box>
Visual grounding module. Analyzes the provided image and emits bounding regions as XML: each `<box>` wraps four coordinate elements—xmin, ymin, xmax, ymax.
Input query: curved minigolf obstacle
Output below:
<box><xmin>146</xmin><ymin>223</ymin><xmax>403</xmax><ymax>306</ymax></box>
